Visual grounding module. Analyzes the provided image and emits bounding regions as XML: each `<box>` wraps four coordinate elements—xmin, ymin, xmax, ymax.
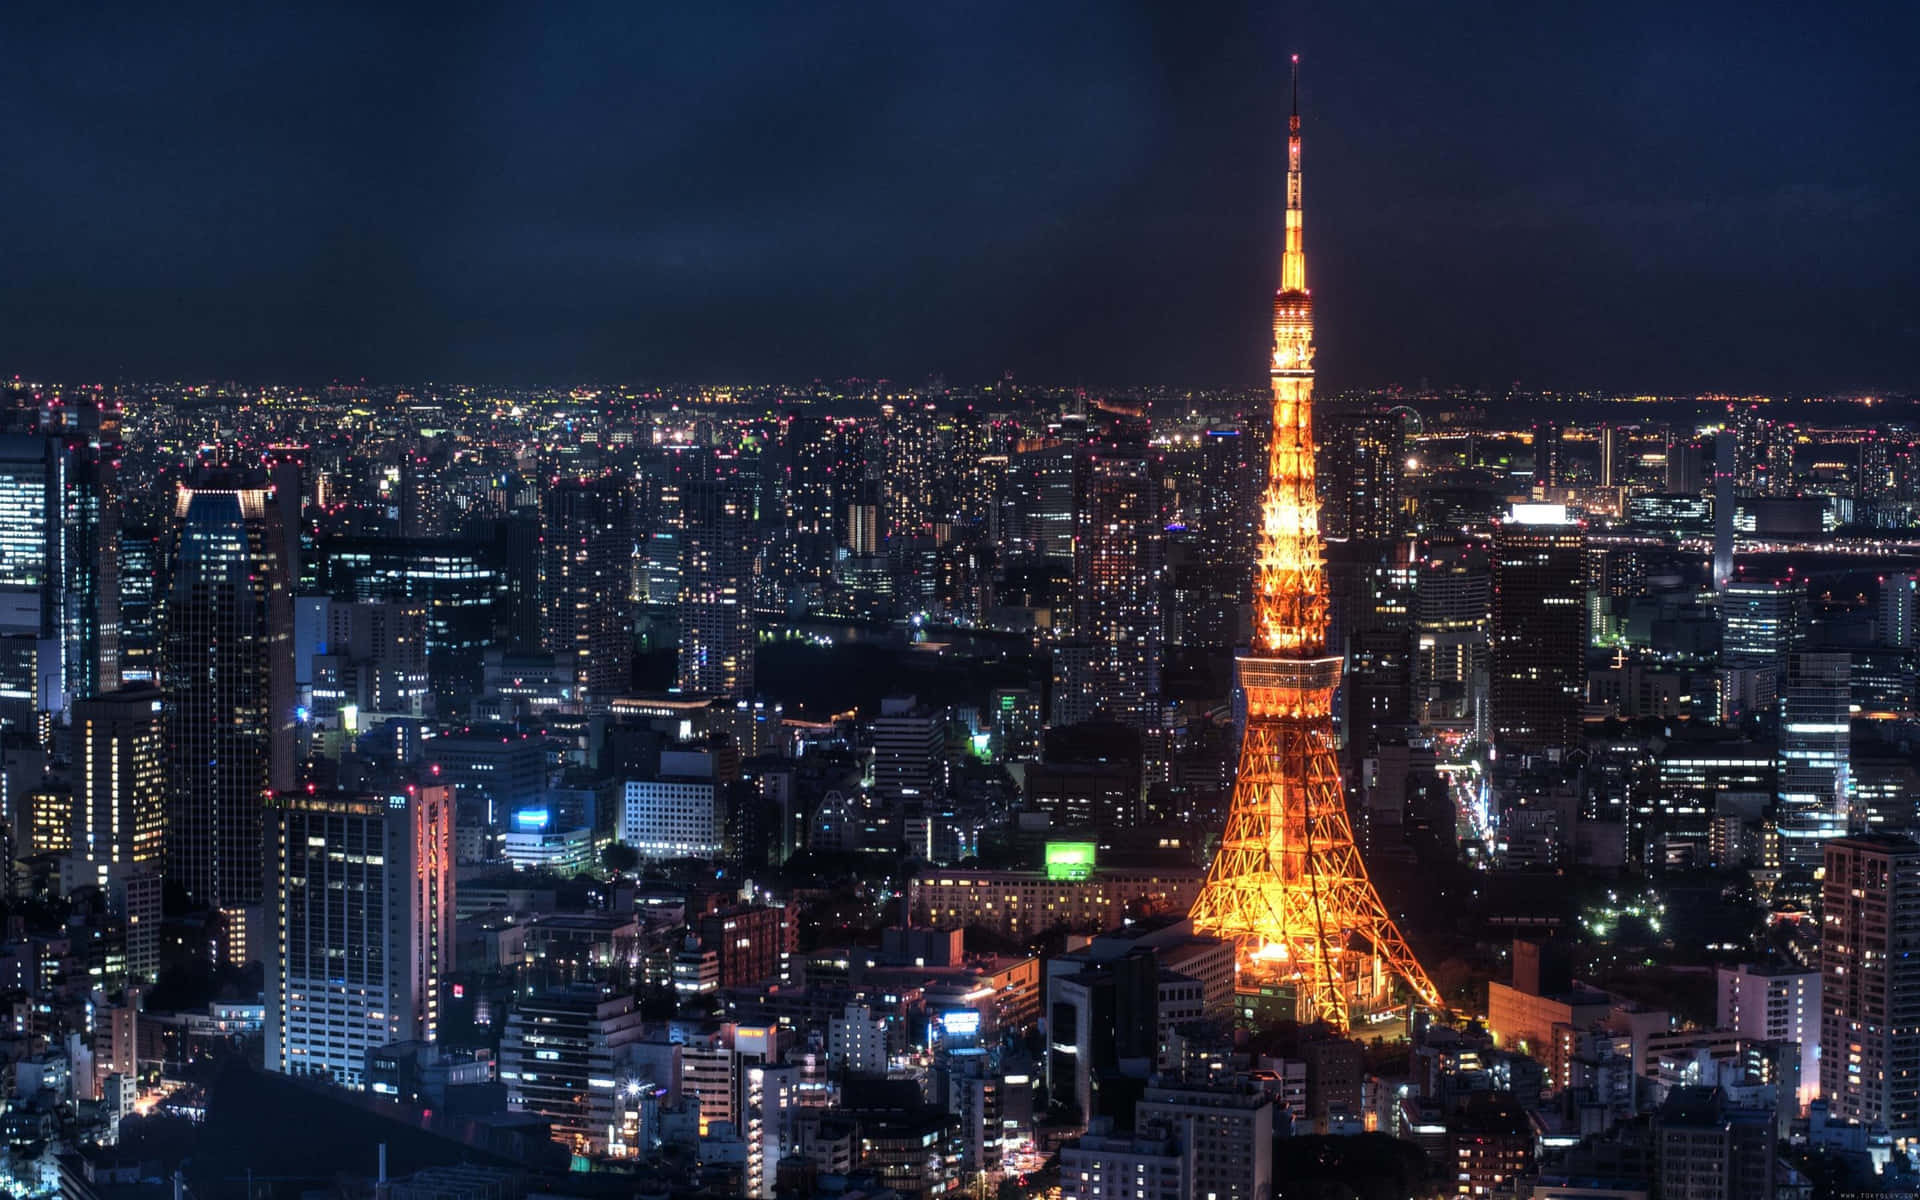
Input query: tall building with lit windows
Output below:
<box><xmin>163</xmin><ymin>473</ymin><xmax>295</xmax><ymax>909</ymax></box>
<box><xmin>72</xmin><ymin>684</ymin><xmax>165</xmax><ymax>888</ymax></box>
<box><xmin>1820</xmin><ymin>835</ymin><xmax>1920</xmax><ymax>1139</ymax></box>
<box><xmin>0</xmin><ymin>426</ymin><xmax>120</xmax><ymax>724</ymax></box>
<box><xmin>1489</xmin><ymin>504</ymin><xmax>1587</xmax><ymax>756</ymax></box>
<box><xmin>678</xmin><ymin>456</ymin><xmax>756</xmax><ymax>699</ymax></box>
<box><xmin>881</xmin><ymin>401</ymin><xmax>942</xmax><ymax>539</ymax></box>
<box><xmin>500</xmin><ymin>985</ymin><xmax>646</xmax><ymax>1156</ymax></box>
<box><xmin>264</xmin><ymin>784</ymin><xmax>454</xmax><ymax>1089</ymax></box>
<box><xmin>1776</xmin><ymin>651</ymin><xmax>1851</xmax><ymax>870</ymax></box>
<box><xmin>542</xmin><ymin>474</ymin><xmax>634</xmax><ymax>709</ymax></box>
<box><xmin>1071</xmin><ymin>411</ymin><xmax>1162</xmax><ymax>729</ymax></box>
<box><xmin>1317</xmin><ymin>409</ymin><xmax>1404</xmax><ymax>541</ymax></box>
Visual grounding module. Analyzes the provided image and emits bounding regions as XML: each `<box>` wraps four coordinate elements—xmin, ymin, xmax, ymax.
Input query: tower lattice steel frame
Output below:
<box><xmin>1188</xmin><ymin>60</ymin><xmax>1442</xmax><ymax>1029</ymax></box>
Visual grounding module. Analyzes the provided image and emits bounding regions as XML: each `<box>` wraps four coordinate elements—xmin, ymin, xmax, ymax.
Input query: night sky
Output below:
<box><xmin>4</xmin><ymin>3</ymin><xmax>1916</xmax><ymax>393</ymax></box>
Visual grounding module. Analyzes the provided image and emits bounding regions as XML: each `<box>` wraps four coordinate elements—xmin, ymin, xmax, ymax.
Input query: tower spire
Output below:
<box><xmin>1189</xmin><ymin>63</ymin><xmax>1441</xmax><ymax>1030</ymax></box>
<box><xmin>1281</xmin><ymin>54</ymin><xmax>1305</xmax><ymax>296</ymax></box>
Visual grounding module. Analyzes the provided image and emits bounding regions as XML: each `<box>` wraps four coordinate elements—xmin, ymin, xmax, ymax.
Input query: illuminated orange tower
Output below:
<box><xmin>1188</xmin><ymin>59</ymin><xmax>1441</xmax><ymax>1029</ymax></box>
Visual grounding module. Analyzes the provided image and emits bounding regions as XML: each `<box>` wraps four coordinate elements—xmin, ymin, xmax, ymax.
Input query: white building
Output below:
<box><xmin>828</xmin><ymin>1002</ymin><xmax>889</xmax><ymax>1075</ymax></box>
<box><xmin>1134</xmin><ymin>1084</ymin><xmax>1275</xmax><ymax>1200</ymax></box>
<box><xmin>264</xmin><ymin>786</ymin><xmax>454</xmax><ymax>1089</ymax></box>
<box><xmin>1061</xmin><ymin>1119</ymin><xmax>1184</xmax><ymax>1200</ymax></box>
<box><xmin>622</xmin><ymin>748</ymin><xmax>721</xmax><ymax>860</ymax></box>
<box><xmin>1716</xmin><ymin>962</ymin><xmax>1820</xmax><ymax>1108</ymax></box>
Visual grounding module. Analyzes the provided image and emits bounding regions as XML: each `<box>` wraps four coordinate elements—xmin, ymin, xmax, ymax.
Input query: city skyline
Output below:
<box><xmin>6</xmin><ymin>11</ymin><xmax>1920</xmax><ymax>1198</ymax></box>
<box><xmin>3</xmin><ymin>3</ymin><xmax>1916</xmax><ymax>393</ymax></box>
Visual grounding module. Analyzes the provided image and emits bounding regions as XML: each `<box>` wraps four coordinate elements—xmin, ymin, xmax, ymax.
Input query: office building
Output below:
<box><xmin>1880</xmin><ymin>573</ymin><xmax>1916</xmax><ymax>649</ymax></box>
<box><xmin>1489</xmin><ymin>504</ymin><xmax>1587</xmax><ymax>756</ymax></box>
<box><xmin>871</xmin><ymin>697</ymin><xmax>945</xmax><ymax>802</ymax></box>
<box><xmin>316</xmin><ymin>536</ymin><xmax>505</xmax><ymax>699</ymax></box>
<box><xmin>163</xmin><ymin>474</ymin><xmax>295</xmax><ymax>908</ymax></box>
<box><xmin>1777</xmin><ymin>652</ymin><xmax>1851</xmax><ymax>870</ymax></box>
<box><xmin>71</xmin><ymin>685</ymin><xmax>165</xmax><ymax>890</ymax></box>
<box><xmin>500</xmin><ymin>986</ymin><xmax>646</xmax><ymax>1156</ymax></box>
<box><xmin>297</xmin><ymin>597</ymin><xmax>431</xmax><ymax>728</ymax></box>
<box><xmin>1047</xmin><ymin>947</ymin><xmax>1159</xmax><ymax>1118</ymax></box>
<box><xmin>114</xmin><ymin>525</ymin><xmax>162</xmax><ymax>685</ymax></box>
<box><xmin>264</xmin><ymin>785</ymin><xmax>455</xmax><ymax>1088</ymax></box>
<box><xmin>1820</xmin><ymin>835</ymin><xmax>1920</xmax><ymax>1138</ymax></box>
<box><xmin>621</xmin><ymin>747</ymin><xmax>723</xmax><ymax>860</ymax></box>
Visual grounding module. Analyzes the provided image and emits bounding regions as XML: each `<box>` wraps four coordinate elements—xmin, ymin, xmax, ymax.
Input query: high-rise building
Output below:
<box><xmin>1777</xmin><ymin>652</ymin><xmax>1851</xmax><ymax>870</ymax></box>
<box><xmin>71</xmin><ymin>685</ymin><xmax>165</xmax><ymax>890</ymax></box>
<box><xmin>264</xmin><ymin>785</ymin><xmax>454</xmax><ymax>1088</ymax></box>
<box><xmin>1721</xmin><ymin>577</ymin><xmax>1803</xmax><ymax>666</ymax></box>
<box><xmin>881</xmin><ymin>402</ymin><xmax>942</xmax><ymax>539</ymax></box>
<box><xmin>115</xmin><ymin>524</ymin><xmax>162</xmax><ymax>685</ymax></box>
<box><xmin>677</xmin><ymin>457</ymin><xmax>756</xmax><ymax>699</ymax></box>
<box><xmin>1413</xmin><ymin>540</ymin><xmax>1490</xmax><ymax>735</ymax></box>
<box><xmin>1715</xmin><ymin>962</ymin><xmax>1819</xmax><ymax>1108</ymax></box>
<box><xmin>542</xmin><ymin>475</ymin><xmax>634</xmax><ymax>708</ymax></box>
<box><xmin>871</xmin><ymin>697</ymin><xmax>945</xmax><ymax>802</ymax></box>
<box><xmin>1880</xmin><ymin>573</ymin><xmax>1916</xmax><ymax>650</ymax></box>
<box><xmin>298</xmin><ymin>596</ymin><xmax>431</xmax><ymax>733</ymax></box>
<box><xmin>1820</xmin><ymin>835</ymin><xmax>1920</xmax><ymax>1139</ymax></box>
<box><xmin>0</xmin><ymin>428</ymin><xmax>120</xmax><ymax>722</ymax></box>
<box><xmin>501</xmin><ymin>986</ymin><xmax>647</xmax><ymax>1156</ymax></box>
<box><xmin>1317</xmin><ymin>410</ymin><xmax>1404</xmax><ymax>540</ymax></box>
<box><xmin>1531</xmin><ymin>417</ymin><xmax>1564</xmax><ymax>489</ymax></box>
<box><xmin>1071</xmin><ymin>413</ymin><xmax>1162</xmax><ymax>730</ymax></box>
<box><xmin>1712</xmin><ymin>430</ymin><xmax>1736</xmax><ymax>592</ymax></box>
<box><xmin>316</xmin><ymin>536</ymin><xmax>506</xmax><ymax>702</ymax></box>
<box><xmin>1489</xmin><ymin>503</ymin><xmax>1587</xmax><ymax>757</ymax></box>
<box><xmin>778</xmin><ymin>412</ymin><xmax>846</xmax><ymax>594</ymax></box>
<box><xmin>163</xmin><ymin>474</ymin><xmax>295</xmax><ymax>908</ymax></box>
<box><xmin>1005</xmin><ymin>444</ymin><xmax>1077</xmax><ymax>563</ymax></box>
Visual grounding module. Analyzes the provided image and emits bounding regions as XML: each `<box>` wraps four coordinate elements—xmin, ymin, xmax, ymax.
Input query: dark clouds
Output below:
<box><xmin>2</xmin><ymin>2</ymin><xmax>1915</xmax><ymax>392</ymax></box>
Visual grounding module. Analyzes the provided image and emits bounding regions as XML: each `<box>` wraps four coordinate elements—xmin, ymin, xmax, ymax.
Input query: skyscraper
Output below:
<box><xmin>1820</xmin><ymin>835</ymin><xmax>1920</xmax><ymax>1138</ymax></box>
<box><xmin>0</xmin><ymin>426</ymin><xmax>120</xmax><ymax>724</ymax></box>
<box><xmin>880</xmin><ymin>401</ymin><xmax>941</xmax><ymax>539</ymax></box>
<box><xmin>163</xmin><ymin>474</ymin><xmax>295</xmax><ymax>908</ymax></box>
<box><xmin>1777</xmin><ymin>651</ymin><xmax>1851</xmax><ymax>870</ymax></box>
<box><xmin>1317</xmin><ymin>409</ymin><xmax>1404</xmax><ymax>540</ymax></box>
<box><xmin>1712</xmin><ymin>430</ymin><xmax>1735</xmax><ymax>592</ymax></box>
<box><xmin>1414</xmin><ymin>540</ymin><xmax>1490</xmax><ymax>735</ymax></box>
<box><xmin>264</xmin><ymin>784</ymin><xmax>454</xmax><ymax>1088</ymax></box>
<box><xmin>777</xmin><ymin>411</ymin><xmax>846</xmax><ymax>596</ymax></box>
<box><xmin>1489</xmin><ymin>503</ymin><xmax>1587</xmax><ymax>757</ymax></box>
<box><xmin>115</xmin><ymin>524</ymin><xmax>162</xmax><ymax>685</ymax></box>
<box><xmin>72</xmin><ymin>684</ymin><xmax>165</xmax><ymax>890</ymax></box>
<box><xmin>542</xmin><ymin>474</ymin><xmax>634</xmax><ymax>708</ymax></box>
<box><xmin>1071</xmin><ymin>411</ymin><xmax>1162</xmax><ymax>729</ymax></box>
<box><xmin>678</xmin><ymin>455</ymin><xmax>756</xmax><ymax>699</ymax></box>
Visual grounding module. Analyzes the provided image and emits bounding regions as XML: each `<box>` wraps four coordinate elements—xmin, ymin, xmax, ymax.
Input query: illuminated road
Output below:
<box><xmin>1440</xmin><ymin>762</ymin><xmax>1493</xmax><ymax>865</ymax></box>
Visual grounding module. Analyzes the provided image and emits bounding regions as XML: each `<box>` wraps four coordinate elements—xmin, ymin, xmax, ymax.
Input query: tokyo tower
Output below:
<box><xmin>1188</xmin><ymin>59</ymin><xmax>1441</xmax><ymax>1030</ymax></box>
